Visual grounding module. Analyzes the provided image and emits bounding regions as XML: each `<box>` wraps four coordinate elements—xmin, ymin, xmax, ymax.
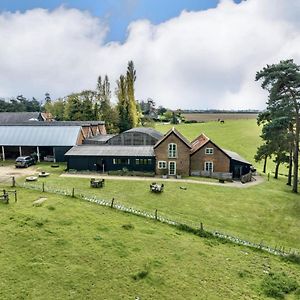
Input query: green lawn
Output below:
<box><xmin>14</xmin><ymin>169</ymin><xmax>300</xmax><ymax>251</ymax></box>
<box><xmin>0</xmin><ymin>188</ymin><xmax>299</xmax><ymax>299</ymax></box>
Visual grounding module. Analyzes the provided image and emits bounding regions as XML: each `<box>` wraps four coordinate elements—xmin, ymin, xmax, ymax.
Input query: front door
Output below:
<box><xmin>168</xmin><ymin>161</ymin><xmax>176</xmax><ymax>175</ymax></box>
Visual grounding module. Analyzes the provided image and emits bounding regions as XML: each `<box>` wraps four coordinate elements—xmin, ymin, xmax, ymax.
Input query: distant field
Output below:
<box><xmin>183</xmin><ymin>113</ymin><xmax>258</xmax><ymax>122</ymax></box>
<box><xmin>0</xmin><ymin>188</ymin><xmax>299</xmax><ymax>299</ymax></box>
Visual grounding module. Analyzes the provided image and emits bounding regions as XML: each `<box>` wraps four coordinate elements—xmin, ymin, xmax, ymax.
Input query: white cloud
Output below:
<box><xmin>0</xmin><ymin>0</ymin><xmax>300</xmax><ymax>109</ymax></box>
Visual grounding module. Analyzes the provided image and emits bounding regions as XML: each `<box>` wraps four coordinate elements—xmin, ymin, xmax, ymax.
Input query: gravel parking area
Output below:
<box><xmin>0</xmin><ymin>165</ymin><xmax>37</xmax><ymax>184</ymax></box>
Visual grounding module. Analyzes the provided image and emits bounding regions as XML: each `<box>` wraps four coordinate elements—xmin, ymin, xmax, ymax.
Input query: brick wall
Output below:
<box><xmin>190</xmin><ymin>141</ymin><xmax>230</xmax><ymax>173</ymax></box>
<box><xmin>154</xmin><ymin>132</ymin><xmax>190</xmax><ymax>176</ymax></box>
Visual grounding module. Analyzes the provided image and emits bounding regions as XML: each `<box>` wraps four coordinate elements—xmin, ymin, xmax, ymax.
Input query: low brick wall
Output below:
<box><xmin>191</xmin><ymin>171</ymin><xmax>233</xmax><ymax>181</ymax></box>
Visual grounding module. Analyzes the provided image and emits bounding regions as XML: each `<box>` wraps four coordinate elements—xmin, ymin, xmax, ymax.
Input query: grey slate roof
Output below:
<box><xmin>223</xmin><ymin>149</ymin><xmax>251</xmax><ymax>165</ymax></box>
<box><xmin>85</xmin><ymin>134</ymin><xmax>116</xmax><ymax>144</ymax></box>
<box><xmin>0</xmin><ymin>125</ymin><xmax>81</xmax><ymax>146</ymax></box>
<box><xmin>125</xmin><ymin>127</ymin><xmax>163</xmax><ymax>140</ymax></box>
<box><xmin>65</xmin><ymin>145</ymin><xmax>155</xmax><ymax>157</ymax></box>
<box><xmin>0</xmin><ymin>112</ymin><xmax>43</xmax><ymax>123</ymax></box>
<box><xmin>1</xmin><ymin>120</ymin><xmax>105</xmax><ymax>126</ymax></box>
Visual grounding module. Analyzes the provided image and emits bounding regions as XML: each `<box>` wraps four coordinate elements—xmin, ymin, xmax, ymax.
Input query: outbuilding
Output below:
<box><xmin>0</xmin><ymin>125</ymin><xmax>86</xmax><ymax>162</ymax></box>
<box><xmin>65</xmin><ymin>145</ymin><xmax>155</xmax><ymax>172</ymax></box>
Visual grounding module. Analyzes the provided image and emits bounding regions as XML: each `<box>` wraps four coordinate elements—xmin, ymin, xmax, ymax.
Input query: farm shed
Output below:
<box><xmin>65</xmin><ymin>145</ymin><xmax>155</xmax><ymax>172</ymax></box>
<box><xmin>223</xmin><ymin>149</ymin><xmax>252</xmax><ymax>178</ymax></box>
<box><xmin>0</xmin><ymin>125</ymin><xmax>86</xmax><ymax>162</ymax></box>
<box><xmin>107</xmin><ymin>127</ymin><xmax>163</xmax><ymax>145</ymax></box>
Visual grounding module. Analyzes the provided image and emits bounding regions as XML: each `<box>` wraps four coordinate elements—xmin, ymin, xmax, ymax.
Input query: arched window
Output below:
<box><xmin>168</xmin><ymin>143</ymin><xmax>177</xmax><ymax>158</ymax></box>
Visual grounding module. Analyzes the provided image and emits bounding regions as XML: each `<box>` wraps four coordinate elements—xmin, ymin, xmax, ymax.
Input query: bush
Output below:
<box><xmin>261</xmin><ymin>272</ymin><xmax>299</xmax><ymax>299</ymax></box>
<box><xmin>283</xmin><ymin>253</ymin><xmax>300</xmax><ymax>265</ymax></box>
<box><xmin>108</xmin><ymin>170</ymin><xmax>155</xmax><ymax>177</ymax></box>
<box><xmin>132</xmin><ymin>270</ymin><xmax>149</xmax><ymax>281</ymax></box>
<box><xmin>184</xmin><ymin>120</ymin><xmax>198</xmax><ymax>123</ymax></box>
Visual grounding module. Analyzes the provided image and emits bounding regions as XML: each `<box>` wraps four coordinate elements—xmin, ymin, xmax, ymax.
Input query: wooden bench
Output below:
<box><xmin>90</xmin><ymin>178</ymin><xmax>105</xmax><ymax>188</ymax></box>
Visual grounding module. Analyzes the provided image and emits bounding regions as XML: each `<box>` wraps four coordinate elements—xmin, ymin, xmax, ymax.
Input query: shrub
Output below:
<box><xmin>261</xmin><ymin>272</ymin><xmax>299</xmax><ymax>299</ymax></box>
<box><xmin>283</xmin><ymin>253</ymin><xmax>300</xmax><ymax>265</ymax></box>
<box><xmin>132</xmin><ymin>270</ymin><xmax>149</xmax><ymax>281</ymax></box>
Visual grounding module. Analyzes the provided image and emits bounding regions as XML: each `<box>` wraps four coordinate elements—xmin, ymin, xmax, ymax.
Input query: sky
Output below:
<box><xmin>0</xmin><ymin>0</ymin><xmax>299</xmax><ymax>109</ymax></box>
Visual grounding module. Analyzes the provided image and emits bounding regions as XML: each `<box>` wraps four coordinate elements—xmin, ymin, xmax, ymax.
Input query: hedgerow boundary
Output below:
<box><xmin>17</xmin><ymin>181</ymin><xmax>299</xmax><ymax>261</ymax></box>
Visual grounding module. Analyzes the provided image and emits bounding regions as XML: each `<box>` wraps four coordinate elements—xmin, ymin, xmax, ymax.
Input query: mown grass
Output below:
<box><xmin>0</xmin><ymin>188</ymin><xmax>299</xmax><ymax>299</ymax></box>
<box><xmin>15</xmin><ymin>171</ymin><xmax>300</xmax><ymax>251</ymax></box>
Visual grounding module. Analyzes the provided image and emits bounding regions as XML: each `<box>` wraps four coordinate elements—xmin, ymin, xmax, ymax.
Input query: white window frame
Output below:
<box><xmin>205</xmin><ymin>147</ymin><xmax>214</xmax><ymax>155</ymax></box>
<box><xmin>168</xmin><ymin>143</ymin><xmax>177</xmax><ymax>158</ymax></box>
<box><xmin>158</xmin><ymin>160</ymin><xmax>167</xmax><ymax>169</ymax></box>
<box><xmin>204</xmin><ymin>161</ymin><xmax>214</xmax><ymax>172</ymax></box>
<box><xmin>168</xmin><ymin>161</ymin><xmax>176</xmax><ymax>175</ymax></box>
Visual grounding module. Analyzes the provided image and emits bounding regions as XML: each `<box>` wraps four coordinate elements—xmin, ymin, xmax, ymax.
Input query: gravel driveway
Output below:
<box><xmin>0</xmin><ymin>165</ymin><xmax>37</xmax><ymax>184</ymax></box>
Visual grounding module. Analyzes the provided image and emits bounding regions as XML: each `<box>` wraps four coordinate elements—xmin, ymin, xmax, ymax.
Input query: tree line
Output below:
<box><xmin>0</xmin><ymin>61</ymin><xmax>141</xmax><ymax>133</ymax></box>
<box><xmin>0</xmin><ymin>95</ymin><xmax>41</xmax><ymax>112</ymax></box>
<box><xmin>45</xmin><ymin>60</ymin><xmax>141</xmax><ymax>133</ymax></box>
<box><xmin>255</xmin><ymin>59</ymin><xmax>300</xmax><ymax>193</ymax></box>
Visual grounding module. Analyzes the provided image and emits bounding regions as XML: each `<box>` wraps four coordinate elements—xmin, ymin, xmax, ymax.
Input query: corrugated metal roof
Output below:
<box><xmin>125</xmin><ymin>127</ymin><xmax>163</xmax><ymax>140</ymax></box>
<box><xmin>0</xmin><ymin>126</ymin><xmax>81</xmax><ymax>146</ymax></box>
<box><xmin>223</xmin><ymin>149</ymin><xmax>251</xmax><ymax>165</ymax></box>
<box><xmin>65</xmin><ymin>145</ymin><xmax>155</xmax><ymax>157</ymax></box>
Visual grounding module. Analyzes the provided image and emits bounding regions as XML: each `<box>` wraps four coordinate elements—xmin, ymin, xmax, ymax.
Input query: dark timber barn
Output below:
<box><xmin>65</xmin><ymin>127</ymin><xmax>163</xmax><ymax>172</ymax></box>
<box><xmin>65</xmin><ymin>145</ymin><xmax>155</xmax><ymax>172</ymax></box>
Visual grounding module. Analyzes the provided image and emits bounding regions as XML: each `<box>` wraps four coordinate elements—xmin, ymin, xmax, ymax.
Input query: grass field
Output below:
<box><xmin>0</xmin><ymin>188</ymin><xmax>299</xmax><ymax>299</ymax></box>
<box><xmin>19</xmin><ymin>170</ymin><xmax>300</xmax><ymax>251</ymax></box>
<box><xmin>1</xmin><ymin>119</ymin><xmax>300</xmax><ymax>299</ymax></box>
<box><xmin>182</xmin><ymin>113</ymin><xmax>258</xmax><ymax>122</ymax></box>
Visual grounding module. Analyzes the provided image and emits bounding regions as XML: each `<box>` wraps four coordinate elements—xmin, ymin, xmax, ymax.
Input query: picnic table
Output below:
<box><xmin>90</xmin><ymin>178</ymin><xmax>105</xmax><ymax>188</ymax></box>
<box><xmin>150</xmin><ymin>182</ymin><xmax>164</xmax><ymax>193</ymax></box>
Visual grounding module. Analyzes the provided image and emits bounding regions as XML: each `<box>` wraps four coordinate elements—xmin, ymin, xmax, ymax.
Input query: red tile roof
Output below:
<box><xmin>191</xmin><ymin>133</ymin><xmax>210</xmax><ymax>154</ymax></box>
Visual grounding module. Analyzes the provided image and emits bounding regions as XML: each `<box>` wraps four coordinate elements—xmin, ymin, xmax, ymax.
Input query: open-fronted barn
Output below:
<box><xmin>0</xmin><ymin>121</ymin><xmax>106</xmax><ymax>162</ymax></box>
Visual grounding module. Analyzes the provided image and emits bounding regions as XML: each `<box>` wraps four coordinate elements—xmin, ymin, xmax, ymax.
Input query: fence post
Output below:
<box><xmin>42</xmin><ymin>182</ymin><xmax>45</xmax><ymax>192</ymax></box>
<box><xmin>12</xmin><ymin>176</ymin><xmax>15</xmax><ymax>187</ymax></box>
<box><xmin>200</xmin><ymin>222</ymin><xmax>204</xmax><ymax>231</ymax></box>
<box><xmin>155</xmin><ymin>209</ymin><xmax>158</xmax><ymax>220</ymax></box>
<box><xmin>111</xmin><ymin>198</ymin><xmax>115</xmax><ymax>208</ymax></box>
<box><xmin>72</xmin><ymin>188</ymin><xmax>75</xmax><ymax>198</ymax></box>
<box><xmin>14</xmin><ymin>191</ymin><xmax>17</xmax><ymax>202</ymax></box>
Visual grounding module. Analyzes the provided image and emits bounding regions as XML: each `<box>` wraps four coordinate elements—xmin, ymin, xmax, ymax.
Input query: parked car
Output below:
<box><xmin>15</xmin><ymin>156</ymin><xmax>35</xmax><ymax>168</ymax></box>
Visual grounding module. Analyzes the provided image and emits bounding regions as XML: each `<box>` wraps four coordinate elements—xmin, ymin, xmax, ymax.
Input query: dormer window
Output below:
<box><xmin>168</xmin><ymin>143</ymin><xmax>177</xmax><ymax>158</ymax></box>
<box><xmin>205</xmin><ymin>147</ymin><xmax>214</xmax><ymax>155</ymax></box>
